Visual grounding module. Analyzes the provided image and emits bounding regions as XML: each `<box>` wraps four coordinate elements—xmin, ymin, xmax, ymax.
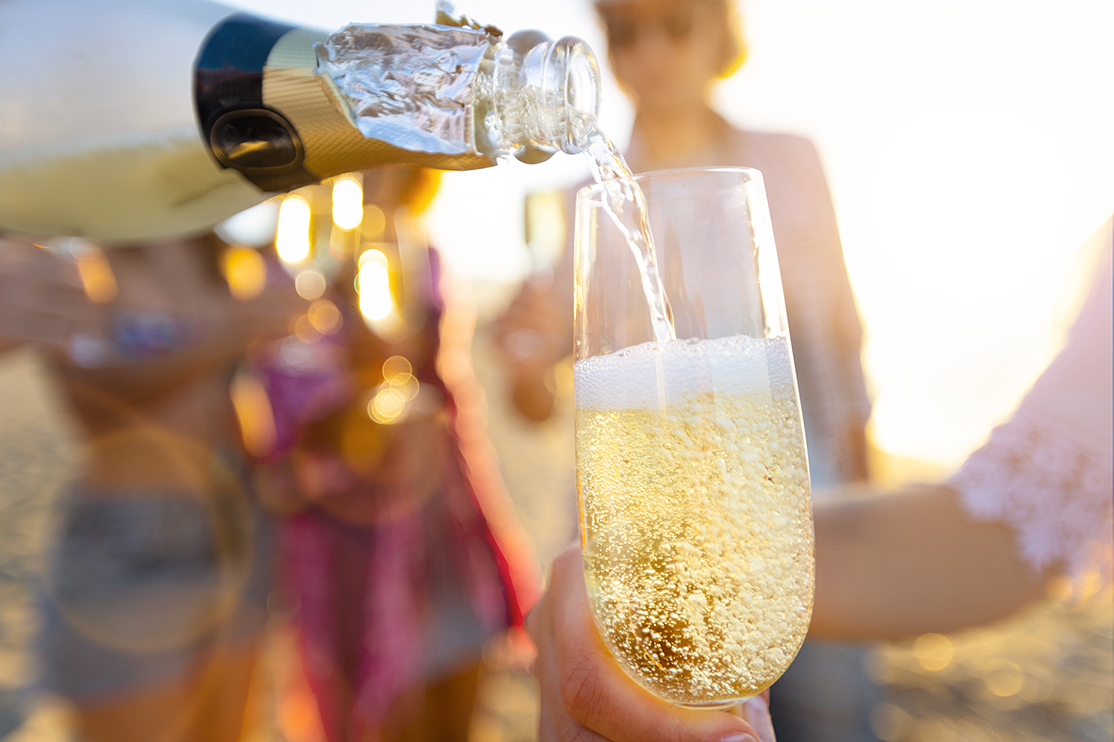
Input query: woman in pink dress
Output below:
<box><xmin>256</xmin><ymin>167</ymin><xmax>539</xmax><ymax>742</ymax></box>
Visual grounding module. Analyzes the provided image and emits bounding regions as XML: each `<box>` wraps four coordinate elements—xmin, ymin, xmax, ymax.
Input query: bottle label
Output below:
<box><xmin>194</xmin><ymin>13</ymin><xmax>316</xmax><ymax>192</ymax></box>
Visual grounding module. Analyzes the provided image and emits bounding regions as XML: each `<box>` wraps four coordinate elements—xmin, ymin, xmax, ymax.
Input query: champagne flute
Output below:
<box><xmin>574</xmin><ymin>167</ymin><xmax>814</xmax><ymax>708</ymax></box>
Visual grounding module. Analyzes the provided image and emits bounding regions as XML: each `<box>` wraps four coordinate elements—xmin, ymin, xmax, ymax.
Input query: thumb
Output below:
<box><xmin>548</xmin><ymin>548</ymin><xmax>763</xmax><ymax>742</ymax></box>
<box><xmin>733</xmin><ymin>695</ymin><xmax>775</xmax><ymax>742</ymax></box>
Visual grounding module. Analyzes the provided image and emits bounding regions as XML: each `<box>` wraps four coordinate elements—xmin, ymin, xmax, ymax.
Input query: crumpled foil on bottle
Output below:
<box><xmin>314</xmin><ymin>24</ymin><xmax>492</xmax><ymax>156</ymax></box>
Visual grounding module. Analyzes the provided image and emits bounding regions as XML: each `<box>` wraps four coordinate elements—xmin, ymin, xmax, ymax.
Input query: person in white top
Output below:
<box><xmin>526</xmin><ymin>220</ymin><xmax>1113</xmax><ymax>741</ymax></box>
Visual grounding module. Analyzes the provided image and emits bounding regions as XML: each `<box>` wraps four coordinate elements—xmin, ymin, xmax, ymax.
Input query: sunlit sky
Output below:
<box><xmin>230</xmin><ymin>0</ymin><xmax>1114</xmax><ymax>469</ymax></box>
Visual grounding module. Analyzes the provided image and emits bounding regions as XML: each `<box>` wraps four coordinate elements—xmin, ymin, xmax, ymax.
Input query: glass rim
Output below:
<box><xmin>576</xmin><ymin>165</ymin><xmax>764</xmax><ymax>203</ymax></box>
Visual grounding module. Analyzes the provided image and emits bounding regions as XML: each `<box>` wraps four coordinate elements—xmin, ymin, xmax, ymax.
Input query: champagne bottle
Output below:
<box><xmin>0</xmin><ymin>0</ymin><xmax>600</xmax><ymax>243</ymax></box>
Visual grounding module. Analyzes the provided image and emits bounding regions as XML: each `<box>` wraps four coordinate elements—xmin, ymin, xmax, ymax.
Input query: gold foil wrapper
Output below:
<box><xmin>263</xmin><ymin>26</ymin><xmax>494</xmax><ymax>177</ymax></box>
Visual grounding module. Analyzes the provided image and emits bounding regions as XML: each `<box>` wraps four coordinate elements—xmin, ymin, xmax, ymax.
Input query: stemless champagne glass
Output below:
<box><xmin>574</xmin><ymin>167</ymin><xmax>814</xmax><ymax>708</ymax></box>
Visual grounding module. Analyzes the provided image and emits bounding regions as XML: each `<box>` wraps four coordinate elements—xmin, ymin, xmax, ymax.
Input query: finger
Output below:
<box><xmin>529</xmin><ymin>586</ymin><xmax>566</xmax><ymax>740</ymax></box>
<box><xmin>548</xmin><ymin>548</ymin><xmax>758</xmax><ymax>742</ymax></box>
<box><xmin>17</xmin><ymin>315</ymin><xmax>78</xmax><ymax>349</ymax></box>
<box><xmin>531</xmin><ymin>565</ymin><xmax>617</xmax><ymax>742</ymax></box>
<box><xmin>0</xmin><ymin>242</ymin><xmax>85</xmax><ymax>290</ymax></box>
<box><xmin>538</xmin><ymin>701</ymin><xmax>612</xmax><ymax>742</ymax></box>
<box><xmin>0</xmin><ymin>251</ymin><xmax>90</xmax><ymax>326</ymax></box>
<box><xmin>737</xmin><ymin>697</ymin><xmax>775</xmax><ymax>742</ymax></box>
<box><xmin>11</xmin><ymin>283</ymin><xmax>99</xmax><ymax>326</ymax></box>
<box><xmin>0</xmin><ymin>251</ymin><xmax>106</xmax><ymax>349</ymax></box>
<box><xmin>537</xmin><ymin>702</ymin><xmax>559</xmax><ymax>742</ymax></box>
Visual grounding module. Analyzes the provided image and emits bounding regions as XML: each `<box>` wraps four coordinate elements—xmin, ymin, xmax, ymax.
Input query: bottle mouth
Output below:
<box><xmin>554</xmin><ymin>36</ymin><xmax>601</xmax><ymax>153</ymax></box>
<box><xmin>501</xmin><ymin>32</ymin><xmax>602</xmax><ymax>158</ymax></box>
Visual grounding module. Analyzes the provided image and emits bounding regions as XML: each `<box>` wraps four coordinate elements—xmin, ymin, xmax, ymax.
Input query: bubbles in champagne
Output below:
<box><xmin>576</xmin><ymin>335</ymin><xmax>814</xmax><ymax>706</ymax></box>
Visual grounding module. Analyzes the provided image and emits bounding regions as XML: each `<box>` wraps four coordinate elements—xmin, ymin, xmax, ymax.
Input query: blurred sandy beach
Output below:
<box><xmin>0</xmin><ymin>336</ymin><xmax>1110</xmax><ymax>742</ymax></box>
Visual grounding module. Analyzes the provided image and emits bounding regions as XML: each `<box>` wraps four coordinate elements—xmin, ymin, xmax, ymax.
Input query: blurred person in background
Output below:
<box><xmin>252</xmin><ymin>166</ymin><xmax>540</xmax><ymax>742</ymax></box>
<box><xmin>0</xmin><ymin>231</ymin><xmax>306</xmax><ymax>742</ymax></box>
<box><xmin>526</xmin><ymin>219</ymin><xmax>1113</xmax><ymax>741</ymax></box>
<box><xmin>495</xmin><ymin>1</ymin><xmax>878</xmax><ymax>738</ymax></box>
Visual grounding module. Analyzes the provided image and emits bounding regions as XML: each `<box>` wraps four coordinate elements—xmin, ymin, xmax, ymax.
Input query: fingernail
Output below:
<box><xmin>716</xmin><ymin>735</ymin><xmax>757</xmax><ymax>742</ymax></box>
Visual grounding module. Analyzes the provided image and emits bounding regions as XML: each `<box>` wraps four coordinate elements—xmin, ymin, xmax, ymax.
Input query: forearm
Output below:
<box><xmin>809</xmin><ymin>484</ymin><xmax>1051</xmax><ymax>641</ymax></box>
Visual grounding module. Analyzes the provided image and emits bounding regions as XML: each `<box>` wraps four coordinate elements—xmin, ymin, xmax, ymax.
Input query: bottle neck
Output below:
<box><xmin>475</xmin><ymin>33</ymin><xmax>601</xmax><ymax>160</ymax></box>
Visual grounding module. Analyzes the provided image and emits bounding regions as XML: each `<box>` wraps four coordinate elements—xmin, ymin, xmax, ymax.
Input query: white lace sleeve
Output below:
<box><xmin>950</xmin><ymin>408</ymin><xmax>1112</xmax><ymax>575</ymax></box>
<box><xmin>950</xmin><ymin>231</ymin><xmax>1113</xmax><ymax>577</ymax></box>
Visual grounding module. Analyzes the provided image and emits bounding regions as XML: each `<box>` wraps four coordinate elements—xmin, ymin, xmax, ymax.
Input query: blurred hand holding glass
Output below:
<box><xmin>574</xmin><ymin>167</ymin><xmax>814</xmax><ymax>708</ymax></box>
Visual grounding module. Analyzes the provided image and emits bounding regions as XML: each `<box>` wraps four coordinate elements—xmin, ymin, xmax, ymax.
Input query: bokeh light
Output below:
<box><xmin>279</xmin><ymin>686</ymin><xmax>324</xmax><ymax>742</ymax></box>
<box><xmin>221</xmin><ymin>246</ymin><xmax>267</xmax><ymax>301</ymax></box>
<box><xmin>309</xmin><ymin>300</ymin><xmax>342</xmax><ymax>335</ymax></box>
<box><xmin>913</xmin><ymin>633</ymin><xmax>954</xmax><ymax>672</ymax></box>
<box><xmin>72</xmin><ymin>243</ymin><xmax>117</xmax><ymax>304</ymax></box>
<box><xmin>276</xmin><ymin>195</ymin><xmax>312</xmax><ymax>264</ymax></box>
<box><xmin>357</xmin><ymin>249</ymin><xmax>393</xmax><ymax>321</ymax></box>
<box><xmin>294</xmin><ymin>315</ymin><xmax>320</xmax><ymax>344</ymax></box>
<box><xmin>983</xmin><ymin>659</ymin><xmax>1025</xmax><ymax>698</ymax></box>
<box><xmin>870</xmin><ymin>703</ymin><xmax>912</xmax><ymax>742</ymax></box>
<box><xmin>368</xmin><ymin>386</ymin><xmax>407</xmax><ymax>424</ymax></box>
<box><xmin>384</xmin><ymin>379</ymin><xmax>419</xmax><ymax>407</ymax></box>
<box><xmin>295</xmin><ymin>270</ymin><xmax>327</xmax><ymax>301</ymax></box>
<box><xmin>230</xmin><ymin>371</ymin><xmax>276</xmax><ymax>457</ymax></box>
<box><xmin>393</xmin><ymin>375</ymin><xmax>420</xmax><ymax>402</ymax></box>
<box><xmin>382</xmin><ymin>355</ymin><xmax>412</xmax><ymax>381</ymax></box>
<box><xmin>332</xmin><ymin>176</ymin><xmax>364</xmax><ymax>231</ymax></box>
<box><xmin>361</xmin><ymin>203</ymin><xmax>387</xmax><ymax>240</ymax></box>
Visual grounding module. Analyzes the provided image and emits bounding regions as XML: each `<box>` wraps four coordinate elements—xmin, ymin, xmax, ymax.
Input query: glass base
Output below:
<box><xmin>672</xmin><ymin>695</ymin><xmax>754</xmax><ymax>711</ymax></box>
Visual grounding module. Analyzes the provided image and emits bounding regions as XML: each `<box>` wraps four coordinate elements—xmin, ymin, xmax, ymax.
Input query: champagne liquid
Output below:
<box><xmin>581</xmin><ymin>128</ymin><xmax>676</xmax><ymax>343</ymax></box>
<box><xmin>575</xmin><ymin>335</ymin><xmax>814</xmax><ymax>706</ymax></box>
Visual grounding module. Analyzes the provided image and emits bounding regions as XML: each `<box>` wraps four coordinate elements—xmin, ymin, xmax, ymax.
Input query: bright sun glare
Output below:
<box><xmin>852</xmin><ymin>101</ymin><xmax>1083</xmax><ymax>465</ymax></box>
<box><xmin>226</xmin><ymin>0</ymin><xmax>1113</xmax><ymax>470</ymax></box>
